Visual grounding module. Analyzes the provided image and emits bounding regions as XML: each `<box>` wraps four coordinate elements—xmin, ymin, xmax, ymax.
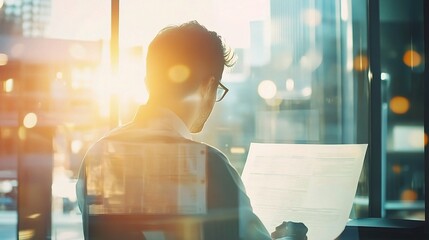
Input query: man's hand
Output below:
<box><xmin>270</xmin><ymin>221</ymin><xmax>308</xmax><ymax>240</ymax></box>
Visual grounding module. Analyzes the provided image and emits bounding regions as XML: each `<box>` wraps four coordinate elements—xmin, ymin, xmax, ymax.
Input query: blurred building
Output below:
<box><xmin>0</xmin><ymin>0</ymin><xmax>51</xmax><ymax>36</ymax></box>
<box><xmin>0</xmin><ymin>1</ymin><xmax>104</xmax><ymax>238</ymax></box>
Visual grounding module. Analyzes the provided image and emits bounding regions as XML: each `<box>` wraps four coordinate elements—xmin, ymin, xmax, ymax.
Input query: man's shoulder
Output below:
<box><xmin>84</xmin><ymin>126</ymin><xmax>231</xmax><ymax>166</ymax></box>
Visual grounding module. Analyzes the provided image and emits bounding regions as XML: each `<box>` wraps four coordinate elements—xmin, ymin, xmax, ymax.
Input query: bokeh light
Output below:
<box><xmin>285</xmin><ymin>78</ymin><xmax>294</xmax><ymax>91</ymax></box>
<box><xmin>353</xmin><ymin>54</ymin><xmax>368</xmax><ymax>71</ymax></box>
<box><xmin>18</xmin><ymin>126</ymin><xmax>26</xmax><ymax>140</ymax></box>
<box><xmin>300</xmin><ymin>49</ymin><xmax>323</xmax><ymax>71</ymax></box>
<box><xmin>0</xmin><ymin>181</ymin><xmax>12</xmax><ymax>193</ymax></box>
<box><xmin>258</xmin><ymin>80</ymin><xmax>277</xmax><ymax>99</ymax></box>
<box><xmin>71</xmin><ymin>140</ymin><xmax>83</xmax><ymax>154</ymax></box>
<box><xmin>3</xmin><ymin>78</ymin><xmax>13</xmax><ymax>92</ymax></box>
<box><xmin>381</xmin><ymin>72</ymin><xmax>390</xmax><ymax>81</ymax></box>
<box><xmin>0</xmin><ymin>53</ymin><xmax>8</xmax><ymax>66</ymax></box>
<box><xmin>23</xmin><ymin>112</ymin><xmax>38</xmax><ymax>128</ymax></box>
<box><xmin>407</xmin><ymin>130</ymin><xmax>424</xmax><ymax>149</ymax></box>
<box><xmin>168</xmin><ymin>64</ymin><xmax>190</xmax><ymax>83</ymax></box>
<box><xmin>56</xmin><ymin>72</ymin><xmax>63</xmax><ymax>79</ymax></box>
<box><xmin>389</xmin><ymin>96</ymin><xmax>410</xmax><ymax>114</ymax></box>
<box><xmin>403</xmin><ymin>50</ymin><xmax>422</xmax><ymax>68</ymax></box>
<box><xmin>400</xmin><ymin>189</ymin><xmax>418</xmax><ymax>202</ymax></box>
<box><xmin>301</xmin><ymin>87</ymin><xmax>312</xmax><ymax>97</ymax></box>
<box><xmin>391</xmin><ymin>164</ymin><xmax>401</xmax><ymax>174</ymax></box>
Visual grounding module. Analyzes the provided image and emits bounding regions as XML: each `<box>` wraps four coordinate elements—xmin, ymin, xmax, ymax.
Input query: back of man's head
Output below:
<box><xmin>146</xmin><ymin>21</ymin><xmax>234</xmax><ymax>102</ymax></box>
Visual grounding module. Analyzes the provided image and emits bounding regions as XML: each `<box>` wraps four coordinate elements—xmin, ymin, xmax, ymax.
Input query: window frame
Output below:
<box><xmin>340</xmin><ymin>0</ymin><xmax>427</xmax><ymax>238</ymax></box>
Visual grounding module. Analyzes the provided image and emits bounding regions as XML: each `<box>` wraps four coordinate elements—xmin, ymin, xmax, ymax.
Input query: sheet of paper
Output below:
<box><xmin>241</xmin><ymin>143</ymin><xmax>367</xmax><ymax>240</ymax></box>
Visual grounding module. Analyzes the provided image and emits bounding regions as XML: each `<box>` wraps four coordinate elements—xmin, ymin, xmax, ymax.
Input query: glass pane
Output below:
<box><xmin>118</xmin><ymin>0</ymin><xmax>369</xmax><ymax>219</ymax></box>
<box><xmin>380</xmin><ymin>0</ymin><xmax>425</xmax><ymax>220</ymax></box>
<box><xmin>1</xmin><ymin>0</ymin><xmax>110</xmax><ymax>239</ymax></box>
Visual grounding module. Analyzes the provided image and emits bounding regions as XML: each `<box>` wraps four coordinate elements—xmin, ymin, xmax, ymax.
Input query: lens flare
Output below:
<box><xmin>168</xmin><ymin>64</ymin><xmax>190</xmax><ymax>83</ymax></box>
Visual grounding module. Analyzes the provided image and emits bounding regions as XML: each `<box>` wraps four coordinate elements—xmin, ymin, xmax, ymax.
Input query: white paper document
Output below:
<box><xmin>241</xmin><ymin>143</ymin><xmax>368</xmax><ymax>240</ymax></box>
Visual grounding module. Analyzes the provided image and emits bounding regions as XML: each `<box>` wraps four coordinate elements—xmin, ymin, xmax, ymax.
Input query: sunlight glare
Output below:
<box><xmin>69</xmin><ymin>43</ymin><xmax>86</xmax><ymax>60</ymax></box>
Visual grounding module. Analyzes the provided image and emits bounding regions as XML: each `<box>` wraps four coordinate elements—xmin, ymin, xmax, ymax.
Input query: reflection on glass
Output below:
<box><xmin>1</xmin><ymin>0</ymin><xmax>425</xmax><ymax>239</ymax></box>
<box><xmin>118</xmin><ymin>0</ymin><xmax>371</xmax><ymax>219</ymax></box>
<box><xmin>381</xmin><ymin>0</ymin><xmax>425</xmax><ymax>220</ymax></box>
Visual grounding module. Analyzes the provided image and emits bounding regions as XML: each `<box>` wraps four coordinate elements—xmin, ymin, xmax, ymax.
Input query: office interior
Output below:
<box><xmin>0</xmin><ymin>0</ymin><xmax>427</xmax><ymax>239</ymax></box>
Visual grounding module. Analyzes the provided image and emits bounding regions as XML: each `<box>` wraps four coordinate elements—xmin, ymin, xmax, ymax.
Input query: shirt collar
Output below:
<box><xmin>133</xmin><ymin>105</ymin><xmax>193</xmax><ymax>140</ymax></box>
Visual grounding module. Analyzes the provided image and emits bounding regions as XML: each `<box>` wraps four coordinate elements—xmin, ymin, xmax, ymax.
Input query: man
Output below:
<box><xmin>76</xmin><ymin>21</ymin><xmax>277</xmax><ymax>240</ymax></box>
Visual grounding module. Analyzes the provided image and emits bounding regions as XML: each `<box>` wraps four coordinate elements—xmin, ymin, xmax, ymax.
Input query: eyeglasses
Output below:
<box><xmin>216</xmin><ymin>82</ymin><xmax>229</xmax><ymax>102</ymax></box>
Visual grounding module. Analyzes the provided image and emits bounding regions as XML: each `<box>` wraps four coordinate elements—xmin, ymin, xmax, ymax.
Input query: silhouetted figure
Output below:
<box><xmin>76</xmin><ymin>21</ymin><xmax>306</xmax><ymax>240</ymax></box>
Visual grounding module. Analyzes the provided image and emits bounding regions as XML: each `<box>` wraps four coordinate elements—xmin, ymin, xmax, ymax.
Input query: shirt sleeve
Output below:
<box><xmin>206</xmin><ymin>146</ymin><xmax>272</xmax><ymax>240</ymax></box>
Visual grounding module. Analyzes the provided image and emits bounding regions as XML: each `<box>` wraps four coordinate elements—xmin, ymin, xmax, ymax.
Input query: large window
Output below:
<box><xmin>0</xmin><ymin>0</ymin><xmax>426</xmax><ymax>239</ymax></box>
<box><xmin>379</xmin><ymin>0</ymin><xmax>425</xmax><ymax>219</ymax></box>
<box><xmin>118</xmin><ymin>0</ymin><xmax>372</xmax><ymax>218</ymax></box>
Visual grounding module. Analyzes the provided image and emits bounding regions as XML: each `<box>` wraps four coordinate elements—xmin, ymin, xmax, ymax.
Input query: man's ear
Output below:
<box><xmin>207</xmin><ymin>76</ymin><xmax>217</xmax><ymax>91</ymax></box>
<box><xmin>200</xmin><ymin>76</ymin><xmax>217</xmax><ymax>99</ymax></box>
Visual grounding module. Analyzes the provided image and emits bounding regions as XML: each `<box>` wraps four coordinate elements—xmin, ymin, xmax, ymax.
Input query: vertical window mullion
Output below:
<box><xmin>424</xmin><ymin>0</ymin><xmax>429</xmax><ymax>235</ymax></box>
<box><xmin>367</xmin><ymin>0</ymin><xmax>383</xmax><ymax>218</ymax></box>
